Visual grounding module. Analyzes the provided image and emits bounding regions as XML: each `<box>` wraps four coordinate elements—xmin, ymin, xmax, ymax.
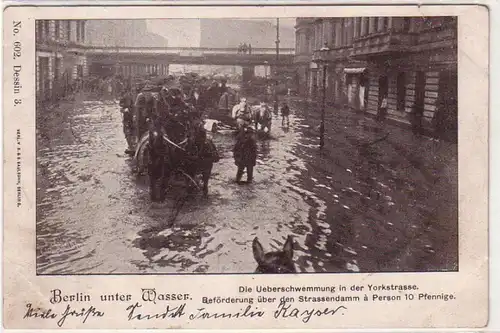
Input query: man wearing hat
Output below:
<box><xmin>134</xmin><ymin>82</ymin><xmax>157</xmax><ymax>141</ymax></box>
<box><xmin>233</xmin><ymin>126</ymin><xmax>257</xmax><ymax>184</ymax></box>
<box><xmin>119</xmin><ymin>85</ymin><xmax>136</xmax><ymax>155</ymax></box>
<box><xmin>232</xmin><ymin>98</ymin><xmax>252</xmax><ymax>130</ymax></box>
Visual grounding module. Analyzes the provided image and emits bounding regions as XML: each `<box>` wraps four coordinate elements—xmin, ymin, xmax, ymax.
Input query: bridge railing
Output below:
<box><xmin>84</xmin><ymin>46</ymin><xmax>295</xmax><ymax>55</ymax></box>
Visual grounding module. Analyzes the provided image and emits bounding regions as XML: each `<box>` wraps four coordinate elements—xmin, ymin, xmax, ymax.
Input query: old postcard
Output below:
<box><xmin>2</xmin><ymin>3</ymin><xmax>489</xmax><ymax>330</ymax></box>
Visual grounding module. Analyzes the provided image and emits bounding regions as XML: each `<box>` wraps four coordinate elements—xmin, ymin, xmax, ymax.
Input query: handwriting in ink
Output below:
<box><xmin>57</xmin><ymin>304</ymin><xmax>104</xmax><ymax>327</ymax></box>
<box><xmin>23</xmin><ymin>303</ymin><xmax>57</xmax><ymax>320</ymax></box>
<box><xmin>274</xmin><ymin>300</ymin><xmax>347</xmax><ymax>323</ymax></box>
<box><xmin>189</xmin><ymin>304</ymin><xmax>265</xmax><ymax>320</ymax></box>
<box><xmin>126</xmin><ymin>302</ymin><xmax>186</xmax><ymax>320</ymax></box>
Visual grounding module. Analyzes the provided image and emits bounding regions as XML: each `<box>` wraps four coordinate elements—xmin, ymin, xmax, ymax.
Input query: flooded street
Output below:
<box><xmin>36</xmin><ymin>95</ymin><xmax>458</xmax><ymax>275</ymax></box>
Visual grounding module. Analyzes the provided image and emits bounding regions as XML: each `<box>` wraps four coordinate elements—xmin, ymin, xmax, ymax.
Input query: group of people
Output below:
<box><xmin>231</xmin><ymin>100</ymin><xmax>291</xmax><ymax>184</ymax></box>
<box><xmin>237</xmin><ymin>43</ymin><xmax>252</xmax><ymax>55</ymax></box>
<box><xmin>119</xmin><ymin>76</ymin><xmax>202</xmax><ymax>155</ymax></box>
<box><xmin>118</xmin><ymin>72</ymin><xmax>293</xmax><ymax>186</ymax></box>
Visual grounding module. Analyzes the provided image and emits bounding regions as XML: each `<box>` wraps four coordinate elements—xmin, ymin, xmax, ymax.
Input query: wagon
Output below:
<box><xmin>203</xmin><ymin>90</ymin><xmax>241</xmax><ymax>132</ymax></box>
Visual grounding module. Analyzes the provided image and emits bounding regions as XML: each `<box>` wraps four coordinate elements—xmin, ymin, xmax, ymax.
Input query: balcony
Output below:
<box><xmin>351</xmin><ymin>30</ymin><xmax>416</xmax><ymax>59</ymax></box>
<box><xmin>312</xmin><ymin>45</ymin><xmax>351</xmax><ymax>63</ymax></box>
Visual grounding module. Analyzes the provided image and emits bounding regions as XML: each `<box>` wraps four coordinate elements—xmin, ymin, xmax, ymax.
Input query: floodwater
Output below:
<box><xmin>36</xmin><ymin>95</ymin><xmax>458</xmax><ymax>274</ymax></box>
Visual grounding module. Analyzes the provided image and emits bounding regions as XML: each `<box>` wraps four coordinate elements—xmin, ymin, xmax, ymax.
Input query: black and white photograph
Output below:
<box><xmin>35</xmin><ymin>16</ymin><xmax>459</xmax><ymax>275</ymax></box>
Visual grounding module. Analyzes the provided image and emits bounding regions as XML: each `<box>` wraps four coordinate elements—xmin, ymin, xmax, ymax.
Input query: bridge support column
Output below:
<box><xmin>242</xmin><ymin>65</ymin><xmax>255</xmax><ymax>89</ymax></box>
<box><xmin>160</xmin><ymin>64</ymin><xmax>169</xmax><ymax>75</ymax></box>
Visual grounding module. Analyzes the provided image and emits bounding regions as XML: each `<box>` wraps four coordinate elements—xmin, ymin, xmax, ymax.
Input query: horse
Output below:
<box><xmin>252</xmin><ymin>103</ymin><xmax>272</xmax><ymax>133</ymax></box>
<box><xmin>140</xmin><ymin>107</ymin><xmax>220</xmax><ymax>202</ymax></box>
<box><xmin>252</xmin><ymin>235</ymin><xmax>296</xmax><ymax>274</ymax></box>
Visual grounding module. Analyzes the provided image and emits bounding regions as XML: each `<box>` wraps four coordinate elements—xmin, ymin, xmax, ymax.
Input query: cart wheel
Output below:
<box><xmin>211</xmin><ymin>123</ymin><xmax>218</xmax><ymax>133</ymax></box>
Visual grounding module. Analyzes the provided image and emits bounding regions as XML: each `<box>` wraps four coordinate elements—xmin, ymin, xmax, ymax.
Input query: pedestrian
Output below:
<box><xmin>232</xmin><ymin>98</ymin><xmax>252</xmax><ymax>130</ymax></box>
<box><xmin>119</xmin><ymin>87</ymin><xmax>136</xmax><ymax>155</ymax></box>
<box><xmin>377</xmin><ymin>94</ymin><xmax>388</xmax><ymax>121</ymax></box>
<box><xmin>233</xmin><ymin>127</ymin><xmax>257</xmax><ymax>184</ymax></box>
<box><xmin>281</xmin><ymin>102</ymin><xmax>290</xmax><ymax>127</ymax></box>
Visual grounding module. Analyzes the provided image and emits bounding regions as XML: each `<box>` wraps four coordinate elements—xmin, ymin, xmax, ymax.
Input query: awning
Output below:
<box><xmin>344</xmin><ymin>68</ymin><xmax>366</xmax><ymax>74</ymax></box>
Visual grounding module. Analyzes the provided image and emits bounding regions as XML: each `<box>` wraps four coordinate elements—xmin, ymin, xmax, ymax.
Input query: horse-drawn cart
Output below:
<box><xmin>129</xmin><ymin>88</ymin><xmax>220</xmax><ymax>202</ymax></box>
<box><xmin>203</xmin><ymin>89</ymin><xmax>240</xmax><ymax>132</ymax></box>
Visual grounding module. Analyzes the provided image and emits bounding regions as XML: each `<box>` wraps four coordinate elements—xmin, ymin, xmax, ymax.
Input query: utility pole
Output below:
<box><xmin>274</xmin><ymin>18</ymin><xmax>280</xmax><ymax>114</ymax></box>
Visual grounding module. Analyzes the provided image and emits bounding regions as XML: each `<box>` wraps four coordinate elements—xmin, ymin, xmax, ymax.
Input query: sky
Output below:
<box><xmin>147</xmin><ymin>18</ymin><xmax>296</xmax><ymax>47</ymax></box>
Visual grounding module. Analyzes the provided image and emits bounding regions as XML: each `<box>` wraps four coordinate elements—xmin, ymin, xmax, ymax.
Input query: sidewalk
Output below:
<box><xmin>286</xmin><ymin>97</ymin><xmax>458</xmax><ymax>271</ymax></box>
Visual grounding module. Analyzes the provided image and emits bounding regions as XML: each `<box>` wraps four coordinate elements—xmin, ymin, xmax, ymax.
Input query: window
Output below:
<box><xmin>334</xmin><ymin>19</ymin><xmax>341</xmax><ymax>46</ymax></box>
<box><xmin>66</xmin><ymin>20</ymin><xmax>71</xmax><ymax>41</ymax></box>
<box><xmin>342</xmin><ymin>18</ymin><xmax>348</xmax><ymax>46</ymax></box>
<box><xmin>331</xmin><ymin>21</ymin><xmax>336</xmax><ymax>47</ymax></box>
<box><xmin>55</xmin><ymin>21</ymin><xmax>60</xmax><ymax>39</ymax></box>
<box><xmin>76</xmin><ymin>22</ymin><xmax>81</xmax><ymax>42</ymax></box>
<box><xmin>54</xmin><ymin>57</ymin><xmax>61</xmax><ymax>81</ymax></box>
<box><xmin>346</xmin><ymin>18</ymin><xmax>352</xmax><ymax>45</ymax></box>
<box><xmin>81</xmin><ymin>21</ymin><xmax>85</xmax><ymax>43</ymax></box>
<box><xmin>39</xmin><ymin>57</ymin><xmax>50</xmax><ymax>95</ymax></box>
<box><xmin>373</xmin><ymin>17</ymin><xmax>379</xmax><ymax>33</ymax></box>
<box><xmin>379</xmin><ymin>17</ymin><xmax>388</xmax><ymax>32</ymax></box>
<box><xmin>415</xmin><ymin>71</ymin><xmax>425</xmax><ymax>109</ymax></box>
<box><xmin>362</xmin><ymin>17</ymin><xmax>369</xmax><ymax>36</ymax></box>
<box><xmin>354</xmin><ymin>17</ymin><xmax>361</xmax><ymax>38</ymax></box>
<box><xmin>323</xmin><ymin>20</ymin><xmax>330</xmax><ymax>46</ymax></box>
<box><xmin>397</xmin><ymin>72</ymin><xmax>406</xmax><ymax>111</ymax></box>
<box><xmin>403</xmin><ymin>18</ymin><xmax>411</xmax><ymax>32</ymax></box>
<box><xmin>77</xmin><ymin>65</ymin><xmax>83</xmax><ymax>78</ymax></box>
<box><xmin>36</xmin><ymin>21</ymin><xmax>43</xmax><ymax>41</ymax></box>
<box><xmin>43</xmin><ymin>21</ymin><xmax>50</xmax><ymax>39</ymax></box>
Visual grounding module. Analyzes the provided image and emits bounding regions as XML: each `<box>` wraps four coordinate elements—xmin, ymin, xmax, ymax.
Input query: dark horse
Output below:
<box><xmin>252</xmin><ymin>235</ymin><xmax>296</xmax><ymax>273</ymax></box>
<box><xmin>146</xmin><ymin>106</ymin><xmax>220</xmax><ymax>202</ymax></box>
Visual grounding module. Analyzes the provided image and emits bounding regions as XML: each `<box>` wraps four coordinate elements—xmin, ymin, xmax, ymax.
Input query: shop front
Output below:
<box><xmin>344</xmin><ymin>66</ymin><xmax>368</xmax><ymax>111</ymax></box>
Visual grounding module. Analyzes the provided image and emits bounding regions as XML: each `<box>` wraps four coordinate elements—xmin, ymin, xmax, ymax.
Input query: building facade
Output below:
<box><xmin>294</xmin><ymin>17</ymin><xmax>457</xmax><ymax>140</ymax></box>
<box><xmin>36</xmin><ymin>20</ymin><xmax>89</xmax><ymax>104</ymax></box>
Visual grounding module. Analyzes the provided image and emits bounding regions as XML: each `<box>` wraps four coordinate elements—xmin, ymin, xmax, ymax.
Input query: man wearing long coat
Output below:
<box><xmin>233</xmin><ymin>127</ymin><xmax>257</xmax><ymax>184</ymax></box>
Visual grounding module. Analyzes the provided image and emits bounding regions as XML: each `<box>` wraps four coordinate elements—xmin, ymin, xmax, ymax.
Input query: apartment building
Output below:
<box><xmin>294</xmin><ymin>17</ymin><xmax>457</xmax><ymax>140</ymax></box>
<box><xmin>36</xmin><ymin>20</ymin><xmax>88</xmax><ymax>103</ymax></box>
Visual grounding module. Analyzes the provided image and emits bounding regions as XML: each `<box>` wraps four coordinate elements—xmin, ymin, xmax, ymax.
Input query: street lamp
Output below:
<box><xmin>274</xmin><ymin>18</ymin><xmax>280</xmax><ymax>114</ymax></box>
<box><xmin>314</xmin><ymin>43</ymin><xmax>331</xmax><ymax>150</ymax></box>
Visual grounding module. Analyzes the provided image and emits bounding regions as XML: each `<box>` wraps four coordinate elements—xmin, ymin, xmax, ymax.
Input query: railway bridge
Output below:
<box><xmin>77</xmin><ymin>46</ymin><xmax>295</xmax><ymax>80</ymax></box>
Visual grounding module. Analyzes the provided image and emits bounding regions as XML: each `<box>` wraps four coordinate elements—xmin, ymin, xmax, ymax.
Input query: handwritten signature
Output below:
<box><xmin>274</xmin><ymin>301</ymin><xmax>347</xmax><ymax>323</ymax></box>
<box><xmin>23</xmin><ymin>303</ymin><xmax>104</xmax><ymax>327</ymax></box>
<box><xmin>125</xmin><ymin>301</ymin><xmax>346</xmax><ymax>323</ymax></box>
<box><xmin>23</xmin><ymin>301</ymin><xmax>346</xmax><ymax>326</ymax></box>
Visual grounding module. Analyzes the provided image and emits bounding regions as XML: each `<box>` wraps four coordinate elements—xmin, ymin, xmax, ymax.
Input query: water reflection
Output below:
<box><xmin>36</xmin><ymin>99</ymin><xmax>457</xmax><ymax>274</ymax></box>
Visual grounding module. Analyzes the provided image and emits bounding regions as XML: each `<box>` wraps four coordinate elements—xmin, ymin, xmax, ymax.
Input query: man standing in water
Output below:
<box><xmin>233</xmin><ymin>127</ymin><xmax>257</xmax><ymax>184</ymax></box>
<box><xmin>119</xmin><ymin>86</ymin><xmax>136</xmax><ymax>155</ymax></box>
<box><xmin>281</xmin><ymin>102</ymin><xmax>290</xmax><ymax>127</ymax></box>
